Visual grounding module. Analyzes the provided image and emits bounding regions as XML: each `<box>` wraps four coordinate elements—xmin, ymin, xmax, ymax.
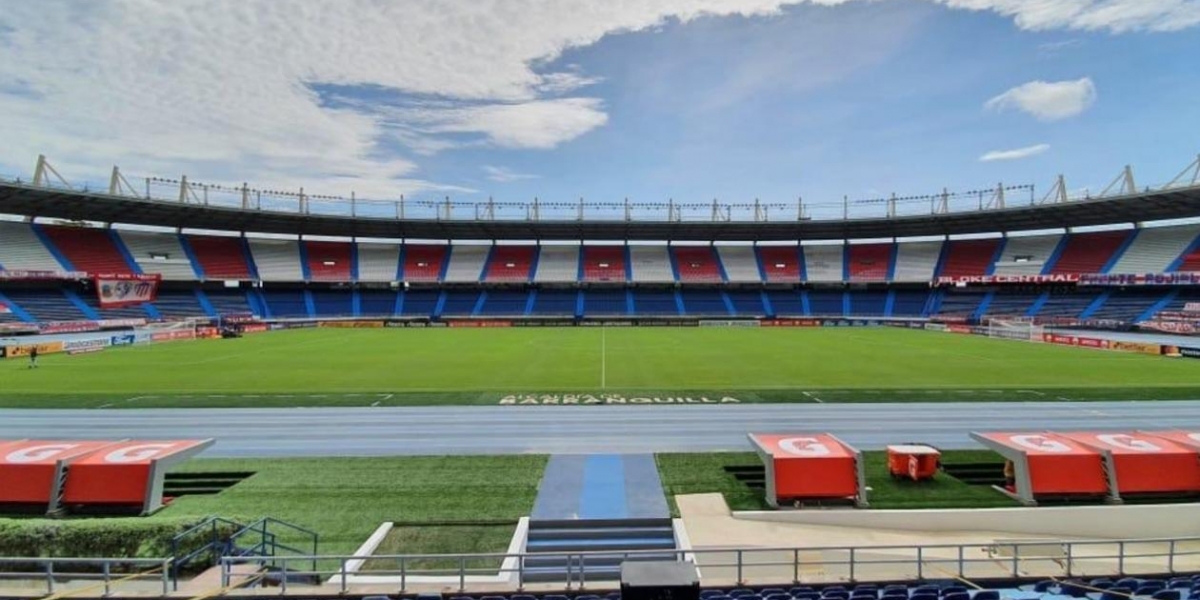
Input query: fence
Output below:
<box><xmin>0</xmin><ymin>557</ymin><xmax>172</xmax><ymax>596</ymax></box>
<box><xmin>215</xmin><ymin>536</ymin><xmax>1200</xmax><ymax>593</ymax></box>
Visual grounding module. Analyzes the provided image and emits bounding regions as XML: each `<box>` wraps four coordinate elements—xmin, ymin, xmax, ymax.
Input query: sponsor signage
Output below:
<box><xmin>1079</xmin><ymin>272</ymin><xmax>1200</xmax><ymax>286</ymax></box>
<box><xmin>0</xmin><ymin>269</ymin><xmax>88</xmax><ymax>281</ymax></box>
<box><xmin>499</xmin><ymin>394</ymin><xmax>741</xmax><ymax>405</ymax></box>
<box><xmin>109</xmin><ymin>334</ymin><xmax>136</xmax><ymax>346</ymax></box>
<box><xmin>63</xmin><ymin>338</ymin><xmax>110</xmax><ymax>353</ymax></box>
<box><xmin>511</xmin><ymin>320</ymin><xmax>575</xmax><ymax>327</ymax></box>
<box><xmin>39</xmin><ymin>321</ymin><xmax>100</xmax><ymax>334</ymax></box>
<box><xmin>447</xmin><ymin>320</ymin><xmax>513</xmax><ymax>328</ymax></box>
<box><xmin>94</xmin><ymin>273</ymin><xmax>161</xmax><ymax>308</ymax></box>
<box><xmin>1109</xmin><ymin>340</ymin><xmax>1163</xmax><ymax>355</ymax></box>
<box><xmin>1173</xmin><ymin>346</ymin><xmax>1200</xmax><ymax>359</ymax></box>
<box><xmin>240</xmin><ymin>323</ymin><xmax>268</xmax><ymax>333</ymax></box>
<box><xmin>760</xmin><ymin>319</ymin><xmax>818</xmax><ymax>327</ymax></box>
<box><xmin>151</xmin><ymin>330</ymin><xmax>196</xmax><ymax>342</ymax></box>
<box><xmin>4</xmin><ymin>341</ymin><xmax>65</xmax><ymax>359</ymax></box>
<box><xmin>196</xmin><ymin>326</ymin><xmax>220</xmax><ymax>339</ymax></box>
<box><xmin>318</xmin><ymin>320</ymin><xmax>385</xmax><ymax>329</ymax></box>
<box><xmin>1042</xmin><ymin>333</ymin><xmax>1110</xmax><ymax>349</ymax></box>
<box><xmin>936</xmin><ymin>274</ymin><xmax>1079</xmax><ymax>285</ymax></box>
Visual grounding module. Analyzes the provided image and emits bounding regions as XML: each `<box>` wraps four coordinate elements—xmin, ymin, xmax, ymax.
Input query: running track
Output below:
<box><xmin>3</xmin><ymin>401</ymin><xmax>1200</xmax><ymax>457</ymax></box>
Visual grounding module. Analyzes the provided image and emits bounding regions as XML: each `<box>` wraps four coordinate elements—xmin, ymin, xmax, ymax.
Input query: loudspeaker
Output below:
<box><xmin>620</xmin><ymin>561</ymin><xmax>700</xmax><ymax>600</ymax></box>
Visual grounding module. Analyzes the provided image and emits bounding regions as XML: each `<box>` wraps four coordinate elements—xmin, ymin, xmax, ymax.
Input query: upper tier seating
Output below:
<box><xmin>1049</xmin><ymin>231</ymin><xmax>1130</xmax><ymax>275</ymax></box>
<box><xmin>443</xmin><ymin>245</ymin><xmax>490</xmax><ymax>282</ymax></box>
<box><xmin>305</xmin><ymin>241</ymin><xmax>353</xmax><ymax>281</ymax></box>
<box><xmin>892</xmin><ymin>241</ymin><xmax>942</xmax><ymax>282</ymax></box>
<box><xmin>673</xmin><ymin>247</ymin><xmax>723</xmax><ymax>283</ymax></box>
<box><xmin>630</xmin><ymin>246</ymin><xmax>675</xmax><ymax>282</ymax></box>
<box><xmin>41</xmin><ymin>225</ymin><xmax>134</xmax><ymax>274</ymax></box>
<box><xmin>402</xmin><ymin>245</ymin><xmax>448</xmax><ymax>282</ymax></box>
<box><xmin>939</xmin><ymin>239</ymin><xmax>1001</xmax><ymax>278</ymax></box>
<box><xmin>484</xmin><ymin>246</ymin><xmax>536</xmax><ymax>282</ymax></box>
<box><xmin>991</xmin><ymin>234</ymin><xmax>1061</xmax><ymax>276</ymax></box>
<box><xmin>357</xmin><ymin>243</ymin><xmax>401</xmax><ymax>282</ymax></box>
<box><xmin>582</xmin><ymin>246</ymin><xmax>626</xmax><ymax>282</ymax></box>
<box><xmin>758</xmin><ymin>246</ymin><xmax>802</xmax><ymax>282</ymax></box>
<box><xmin>717</xmin><ymin>246</ymin><xmax>762</xmax><ymax>283</ymax></box>
<box><xmin>534</xmin><ymin>246</ymin><xmax>580</xmax><ymax>282</ymax></box>
<box><xmin>847</xmin><ymin>244</ymin><xmax>891</xmax><ymax>281</ymax></box>
<box><xmin>117</xmin><ymin>231</ymin><xmax>197</xmax><ymax>280</ymax></box>
<box><xmin>0</xmin><ymin>221</ymin><xmax>64</xmax><ymax>271</ymax></box>
<box><xmin>1109</xmin><ymin>225</ymin><xmax>1200</xmax><ymax>274</ymax></box>
<box><xmin>247</xmin><ymin>239</ymin><xmax>303</xmax><ymax>281</ymax></box>
<box><xmin>803</xmin><ymin>245</ymin><xmax>844</xmax><ymax>282</ymax></box>
<box><xmin>186</xmin><ymin>235</ymin><xmax>253</xmax><ymax>280</ymax></box>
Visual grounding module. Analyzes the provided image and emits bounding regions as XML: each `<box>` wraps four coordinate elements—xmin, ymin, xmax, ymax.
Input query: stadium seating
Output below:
<box><xmin>402</xmin><ymin>245</ymin><xmax>448</xmax><ymax>282</ymax></box>
<box><xmin>581</xmin><ymin>246</ymin><xmax>626</xmax><ymax>282</ymax></box>
<box><xmin>113</xmin><ymin>231</ymin><xmax>198</xmax><ymax>280</ymax></box>
<box><xmin>204</xmin><ymin>289</ymin><xmax>253</xmax><ymax>316</ymax></box>
<box><xmin>717</xmin><ymin>246</ymin><xmax>762</xmax><ymax>282</ymax></box>
<box><xmin>991</xmin><ymin>234</ymin><xmax>1061</xmax><ymax>276</ymax></box>
<box><xmin>680</xmin><ymin>289</ymin><xmax>728</xmax><ymax>315</ymax></box>
<box><xmin>1109</xmin><ymin>225</ymin><xmax>1200</xmax><ymax>274</ymax></box>
<box><xmin>531</xmin><ymin>289</ymin><xmax>578</xmax><ymax>316</ymax></box>
<box><xmin>673</xmin><ymin>247</ymin><xmax>724</xmax><ymax>283</ymax></box>
<box><xmin>359</xmin><ymin>289</ymin><xmax>399</xmax><ymax>315</ymax></box>
<box><xmin>891</xmin><ymin>241</ymin><xmax>942</xmax><ymax>282</ymax></box>
<box><xmin>400</xmin><ymin>290</ymin><xmax>440</xmax><ymax>316</ymax></box>
<box><xmin>478</xmin><ymin>290</ymin><xmax>529</xmax><ymax>315</ymax></box>
<box><xmin>443</xmin><ymin>245</ymin><xmax>490</xmax><ymax>282</ymax></box>
<box><xmin>582</xmin><ymin>289</ymin><xmax>628</xmax><ymax>315</ymax></box>
<box><xmin>262</xmin><ymin>289</ymin><xmax>309</xmax><ymax>317</ymax></box>
<box><xmin>311</xmin><ymin>289</ymin><xmax>352</xmax><ymax>316</ymax></box>
<box><xmin>758</xmin><ymin>246</ymin><xmax>802</xmax><ymax>282</ymax></box>
<box><xmin>484</xmin><ymin>246</ymin><xmax>536</xmax><ymax>282</ymax></box>
<box><xmin>147</xmin><ymin>289</ymin><xmax>205</xmax><ymax>318</ymax></box>
<box><xmin>0</xmin><ymin>289</ymin><xmax>88</xmax><ymax>321</ymax></box>
<box><xmin>890</xmin><ymin>289</ymin><xmax>930</xmax><ymax>316</ymax></box>
<box><xmin>534</xmin><ymin>246</ymin><xmax>581</xmax><ymax>282</ymax></box>
<box><xmin>1034</xmin><ymin>290</ymin><xmax>1099</xmax><ymax>320</ymax></box>
<box><xmin>936</xmin><ymin>288</ymin><xmax>988</xmax><ymax>319</ymax></box>
<box><xmin>985</xmin><ymin>290</ymin><xmax>1042</xmax><ymax>317</ymax></box>
<box><xmin>305</xmin><ymin>241</ymin><xmax>353</xmax><ymax>282</ymax></box>
<box><xmin>441</xmin><ymin>290</ymin><xmax>482</xmax><ymax>315</ymax></box>
<box><xmin>765</xmin><ymin>289</ymin><xmax>804</xmax><ymax>315</ymax></box>
<box><xmin>186</xmin><ymin>235</ymin><xmax>254</xmax><ymax>280</ymax></box>
<box><xmin>40</xmin><ymin>225</ymin><xmax>135</xmax><ymax>274</ymax></box>
<box><xmin>1173</xmin><ymin>242</ymin><xmax>1200</xmax><ymax>272</ymax></box>
<box><xmin>727</xmin><ymin>290</ymin><xmax>767</xmax><ymax>315</ymax></box>
<box><xmin>803</xmin><ymin>245</ymin><xmax>844</xmax><ymax>282</ymax></box>
<box><xmin>807</xmin><ymin>289</ymin><xmax>843</xmax><ymax>315</ymax></box>
<box><xmin>247</xmin><ymin>239</ymin><xmax>304</xmax><ymax>282</ymax></box>
<box><xmin>846</xmin><ymin>244</ymin><xmax>892</xmax><ymax>281</ymax></box>
<box><xmin>1049</xmin><ymin>231</ymin><xmax>1131</xmax><ymax>274</ymax></box>
<box><xmin>0</xmin><ymin>221</ymin><xmax>62</xmax><ymax>271</ymax></box>
<box><xmin>356</xmin><ymin>243</ymin><xmax>401</xmax><ymax>282</ymax></box>
<box><xmin>849</xmin><ymin>290</ymin><xmax>887</xmax><ymax>315</ymax></box>
<box><xmin>1086</xmin><ymin>289</ymin><xmax>1167</xmax><ymax>322</ymax></box>
<box><xmin>938</xmin><ymin>239</ymin><xmax>1001</xmax><ymax>278</ymax></box>
<box><xmin>634</xmin><ymin>289</ymin><xmax>679</xmax><ymax>315</ymax></box>
<box><xmin>629</xmin><ymin>246</ymin><xmax>675</xmax><ymax>282</ymax></box>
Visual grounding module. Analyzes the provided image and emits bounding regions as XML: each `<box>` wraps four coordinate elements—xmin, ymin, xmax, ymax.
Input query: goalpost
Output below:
<box><xmin>984</xmin><ymin>316</ymin><xmax>1044</xmax><ymax>342</ymax></box>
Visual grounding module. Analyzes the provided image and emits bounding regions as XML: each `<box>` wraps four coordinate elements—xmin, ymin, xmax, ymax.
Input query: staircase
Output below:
<box><xmin>523</xmin><ymin>518</ymin><xmax>678</xmax><ymax>582</ymax></box>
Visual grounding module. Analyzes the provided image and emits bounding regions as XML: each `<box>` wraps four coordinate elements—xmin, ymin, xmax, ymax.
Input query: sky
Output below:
<box><xmin>0</xmin><ymin>0</ymin><xmax>1198</xmax><ymax>221</ymax></box>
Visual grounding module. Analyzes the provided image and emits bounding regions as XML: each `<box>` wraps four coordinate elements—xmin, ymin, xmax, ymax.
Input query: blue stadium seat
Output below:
<box><xmin>882</xmin><ymin>585</ymin><xmax>908</xmax><ymax>595</ymax></box>
<box><xmin>577</xmin><ymin>595</ymin><xmax>603</xmax><ymax>600</ymax></box>
<box><xmin>1089</xmin><ymin>580</ymin><xmax>1114</xmax><ymax>590</ymax></box>
<box><xmin>1171</xmin><ymin>579</ymin><xmax>1193</xmax><ymax>589</ymax></box>
<box><xmin>731</xmin><ymin>591</ymin><xmax>756</xmax><ymax>598</ymax></box>
<box><xmin>702</xmin><ymin>592</ymin><xmax>726</xmax><ymax>600</ymax></box>
<box><xmin>1058</xmin><ymin>582</ymin><xmax>1089</xmax><ymax>598</ymax></box>
<box><xmin>1116</xmin><ymin>579</ymin><xmax>1141</xmax><ymax>589</ymax></box>
<box><xmin>942</xmin><ymin>592</ymin><xmax>968</xmax><ymax>600</ymax></box>
<box><xmin>416</xmin><ymin>594</ymin><xmax>443</xmax><ymax>600</ymax></box>
<box><xmin>768</xmin><ymin>594</ymin><xmax>792</xmax><ymax>600</ymax></box>
<box><xmin>762</xmin><ymin>590</ymin><xmax>788</xmax><ymax>597</ymax></box>
<box><xmin>941</xmin><ymin>586</ymin><xmax>968</xmax><ymax>597</ymax></box>
<box><xmin>909</xmin><ymin>593</ymin><xmax>937</xmax><ymax>600</ymax></box>
<box><xmin>1031</xmin><ymin>581</ymin><xmax>1056</xmax><ymax>593</ymax></box>
<box><xmin>851</xmin><ymin>593</ymin><xmax>877</xmax><ymax>600</ymax></box>
<box><xmin>881</xmin><ymin>592</ymin><xmax>907</xmax><ymax>600</ymax></box>
<box><xmin>971</xmin><ymin>592</ymin><xmax>999</xmax><ymax>600</ymax></box>
<box><xmin>1101</xmin><ymin>588</ymin><xmax>1133</xmax><ymax>600</ymax></box>
<box><xmin>791</xmin><ymin>588</ymin><xmax>817</xmax><ymax>596</ymax></box>
<box><xmin>449</xmin><ymin>596</ymin><xmax>474</xmax><ymax>600</ymax></box>
<box><xmin>511</xmin><ymin>595</ymin><xmax>536</xmax><ymax>600</ymax></box>
<box><xmin>854</xmin><ymin>586</ymin><xmax>878</xmax><ymax>594</ymax></box>
<box><xmin>605</xmin><ymin>593</ymin><xmax>622</xmax><ymax>600</ymax></box>
<box><xmin>1152</xmin><ymin>590</ymin><xmax>1181</xmax><ymax>600</ymax></box>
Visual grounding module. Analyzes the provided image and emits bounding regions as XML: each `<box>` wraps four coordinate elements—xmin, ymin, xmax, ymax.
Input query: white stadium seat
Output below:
<box><xmin>716</xmin><ymin>246</ymin><xmax>762</xmax><ymax>283</ymax></box>
<box><xmin>357</xmin><ymin>242</ymin><xmax>401</xmax><ymax>282</ymax></box>
<box><xmin>117</xmin><ymin>230</ymin><xmax>197</xmax><ymax>280</ymax></box>
<box><xmin>534</xmin><ymin>246</ymin><xmax>580</xmax><ymax>282</ymax></box>
<box><xmin>1108</xmin><ymin>225</ymin><xmax>1200</xmax><ymax>274</ymax></box>
<box><xmin>442</xmin><ymin>244</ymin><xmax>490</xmax><ymax>282</ymax></box>
<box><xmin>0</xmin><ymin>221</ymin><xmax>63</xmax><ymax>271</ymax></box>
<box><xmin>628</xmin><ymin>246</ymin><xmax>675</xmax><ymax>282</ymax></box>
<box><xmin>247</xmin><ymin>238</ymin><xmax>304</xmax><ymax>281</ymax></box>
<box><xmin>803</xmin><ymin>245</ymin><xmax>843</xmax><ymax>282</ymax></box>
<box><xmin>991</xmin><ymin>234</ymin><xmax>1062</xmax><ymax>276</ymax></box>
<box><xmin>892</xmin><ymin>241</ymin><xmax>943</xmax><ymax>282</ymax></box>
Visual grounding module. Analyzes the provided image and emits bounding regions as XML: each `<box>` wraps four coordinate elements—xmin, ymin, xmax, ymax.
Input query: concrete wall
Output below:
<box><xmin>734</xmin><ymin>503</ymin><xmax>1200</xmax><ymax>539</ymax></box>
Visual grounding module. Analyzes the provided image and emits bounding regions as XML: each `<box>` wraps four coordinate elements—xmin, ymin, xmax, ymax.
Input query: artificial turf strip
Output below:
<box><xmin>3</xmin><ymin>327</ymin><xmax>1200</xmax><ymax>408</ymax></box>
<box><xmin>158</xmin><ymin>456</ymin><xmax>544</xmax><ymax>558</ymax></box>
<box><xmin>360</xmin><ymin>524</ymin><xmax>517</xmax><ymax>572</ymax></box>
<box><xmin>655</xmin><ymin>450</ymin><xmax>1018</xmax><ymax>517</ymax></box>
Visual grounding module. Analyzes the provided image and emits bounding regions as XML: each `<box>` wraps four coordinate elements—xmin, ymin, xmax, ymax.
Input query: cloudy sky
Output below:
<box><xmin>0</xmin><ymin>0</ymin><xmax>1197</xmax><ymax>215</ymax></box>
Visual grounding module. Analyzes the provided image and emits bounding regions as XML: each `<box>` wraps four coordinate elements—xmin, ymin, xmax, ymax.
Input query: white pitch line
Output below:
<box><xmin>801</xmin><ymin>391</ymin><xmax>824</xmax><ymax>403</ymax></box>
<box><xmin>370</xmin><ymin>400</ymin><xmax>381</xmax><ymax>407</ymax></box>
<box><xmin>380</xmin><ymin>393</ymin><xmax>394</xmax><ymax>400</ymax></box>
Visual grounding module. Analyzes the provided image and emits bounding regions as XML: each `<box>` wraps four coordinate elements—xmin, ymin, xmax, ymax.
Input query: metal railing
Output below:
<box><xmin>0</xmin><ymin>557</ymin><xmax>172</xmax><ymax>596</ymax></box>
<box><xmin>216</xmin><ymin>536</ymin><xmax>1200</xmax><ymax>593</ymax></box>
<box><xmin>5</xmin><ymin>154</ymin><xmax>1199</xmax><ymax>225</ymax></box>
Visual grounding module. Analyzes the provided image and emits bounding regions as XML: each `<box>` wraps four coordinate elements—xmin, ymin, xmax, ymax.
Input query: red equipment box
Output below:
<box><xmin>886</xmin><ymin>444</ymin><xmax>940</xmax><ymax>481</ymax></box>
<box><xmin>747</xmin><ymin>433</ymin><xmax>868</xmax><ymax>508</ymax></box>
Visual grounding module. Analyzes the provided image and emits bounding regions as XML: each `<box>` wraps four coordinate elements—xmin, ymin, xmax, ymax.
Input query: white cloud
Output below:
<box><xmin>985</xmin><ymin>78</ymin><xmax>1097</xmax><ymax>121</ymax></box>
<box><xmin>0</xmin><ymin>1</ymin><xmax>1193</xmax><ymax>198</ymax></box>
<box><xmin>979</xmin><ymin>143</ymin><xmax>1051</xmax><ymax>162</ymax></box>
<box><xmin>483</xmin><ymin>165</ymin><xmax>540</xmax><ymax>182</ymax></box>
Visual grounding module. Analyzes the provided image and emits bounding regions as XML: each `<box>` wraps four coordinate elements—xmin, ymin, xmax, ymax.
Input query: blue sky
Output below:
<box><xmin>0</xmin><ymin>1</ymin><xmax>1197</xmax><ymax>220</ymax></box>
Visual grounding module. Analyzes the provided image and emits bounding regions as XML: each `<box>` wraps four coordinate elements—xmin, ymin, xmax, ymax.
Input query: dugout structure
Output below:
<box><xmin>747</xmin><ymin>433</ymin><xmax>868</xmax><ymax>508</ymax></box>
<box><xmin>1063</xmin><ymin>432</ymin><xmax>1200</xmax><ymax>500</ymax></box>
<box><xmin>970</xmin><ymin>432</ymin><xmax>1109</xmax><ymax>506</ymax></box>
<box><xmin>0</xmin><ymin>438</ymin><xmax>214</xmax><ymax>516</ymax></box>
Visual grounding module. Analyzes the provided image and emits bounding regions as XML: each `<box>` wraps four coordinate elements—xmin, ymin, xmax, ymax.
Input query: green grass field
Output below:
<box><xmin>4</xmin><ymin>327</ymin><xmax>1200</xmax><ymax>407</ymax></box>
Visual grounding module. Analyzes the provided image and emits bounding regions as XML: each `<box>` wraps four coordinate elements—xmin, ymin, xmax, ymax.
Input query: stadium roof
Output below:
<box><xmin>2</xmin><ymin>180</ymin><xmax>1200</xmax><ymax>241</ymax></box>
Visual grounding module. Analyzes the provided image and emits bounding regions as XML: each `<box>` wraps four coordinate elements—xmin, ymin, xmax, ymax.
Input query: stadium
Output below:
<box><xmin>5</xmin><ymin>3</ymin><xmax>1200</xmax><ymax>600</ymax></box>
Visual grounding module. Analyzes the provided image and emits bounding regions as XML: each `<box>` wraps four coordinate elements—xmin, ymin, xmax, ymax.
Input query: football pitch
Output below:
<box><xmin>4</xmin><ymin>326</ymin><xmax>1200</xmax><ymax>408</ymax></box>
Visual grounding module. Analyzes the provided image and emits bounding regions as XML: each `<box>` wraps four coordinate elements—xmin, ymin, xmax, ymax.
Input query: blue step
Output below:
<box><xmin>527</xmin><ymin>526</ymin><xmax>675</xmax><ymax>541</ymax></box>
<box><xmin>525</xmin><ymin>537</ymin><xmax>676</xmax><ymax>552</ymax></box>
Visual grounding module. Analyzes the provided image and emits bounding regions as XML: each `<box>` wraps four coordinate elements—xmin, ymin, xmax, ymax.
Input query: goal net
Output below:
<box><xmin>985</xmin><ymin>317</ymin><xmax>1044</xmax><ymax>342</ymax></box>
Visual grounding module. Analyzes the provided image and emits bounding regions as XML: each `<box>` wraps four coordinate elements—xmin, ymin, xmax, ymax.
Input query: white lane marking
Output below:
<box><xmin>801</xmin><ymin>391</ymin><xmax>824</xmax><ymax>403</ymax></box>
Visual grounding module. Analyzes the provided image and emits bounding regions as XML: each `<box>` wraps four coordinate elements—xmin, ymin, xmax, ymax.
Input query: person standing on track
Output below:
<box><xmin>28</xmin><ymin>346</ymin><xmax>39</xmax><ymax>369</ymax></box>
